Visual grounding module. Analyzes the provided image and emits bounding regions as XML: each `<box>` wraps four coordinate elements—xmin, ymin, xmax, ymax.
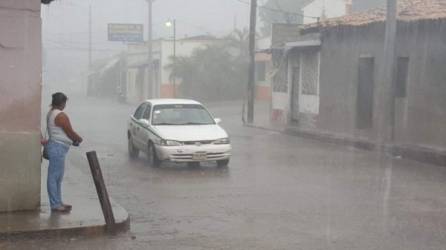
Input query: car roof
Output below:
<box><xmin>145</xmin><ymin>99</ymin><xmax>202</xmax><ymax>106</ymax></box>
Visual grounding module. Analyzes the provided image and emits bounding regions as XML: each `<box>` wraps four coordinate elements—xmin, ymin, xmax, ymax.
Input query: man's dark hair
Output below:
<box><xmin>51</xmin><ymin>92</ymin><xmax>68</xmax><ymax>107</ymax></box>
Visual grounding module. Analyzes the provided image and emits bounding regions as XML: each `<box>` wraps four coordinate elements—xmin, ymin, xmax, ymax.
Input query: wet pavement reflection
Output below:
<box><xmin>3</xmin><ymin>97</ymin><xmax>446</xmax><ymax>250</ymax></box>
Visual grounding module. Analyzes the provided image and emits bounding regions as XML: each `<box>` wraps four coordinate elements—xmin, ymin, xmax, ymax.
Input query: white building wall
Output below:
<box><xmin>298</xmin><ymin>51</ymin><xmax>320</xmax><ymax>115</ymax></box>
<box><xmin>126</xmin><ymin>39</ymin><xmax>220</xmax><ymax>99</ymax></box>
<box><xmin>126</xmin><ymin>41</ymin><xmax>161</xmax><ymax>101</ymax></box>
<box><xmin>256</xmin><ymin>36</ymin><xmax>272</xmax><ymax>51</ymax></box>
<box><xmin>285</xmin><ymin>49</ymin><xmax>320</xmax><ymax>127</ymax></box>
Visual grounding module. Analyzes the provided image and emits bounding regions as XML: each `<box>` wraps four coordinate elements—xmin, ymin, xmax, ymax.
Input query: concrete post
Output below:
<box><xmin>247</xmin><ymin>0</ymin><xmax>257</xmax><ymax>124</ymax></box>
<box><xmin>377</xmin><ymin>0</ymin><xmax>397</xmax><ymax>147</ymax></box>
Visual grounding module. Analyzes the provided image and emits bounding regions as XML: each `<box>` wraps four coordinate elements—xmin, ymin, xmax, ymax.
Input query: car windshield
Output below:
<box><xmin>152</xmin><ymin>104</ymin><xmax>215</xmax><ymax>126</ymax></box>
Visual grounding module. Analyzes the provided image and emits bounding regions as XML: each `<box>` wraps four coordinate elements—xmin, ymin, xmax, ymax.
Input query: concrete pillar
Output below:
<box><xmin>0</xmin><ymin>0</ymin><xmax>42</xmax><ymax>212</ymax></box>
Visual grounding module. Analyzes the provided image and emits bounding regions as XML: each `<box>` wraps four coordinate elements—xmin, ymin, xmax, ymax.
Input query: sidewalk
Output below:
<box><xmin>0</xmin><ymin>157</ymin><xmax>130</xmax><ymax>239</ymax></box>
<box><xmin>248</xmin><ymin>103</ymin><xmax>446</xmax><ymax>167</ymax></box>
<box><xmin>249</xmin><ymin>100</ymin><xmax>286</xmax><ymax>132</ymax></box>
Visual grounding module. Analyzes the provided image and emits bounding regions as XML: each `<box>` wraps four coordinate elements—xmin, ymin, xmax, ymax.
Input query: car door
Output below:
<box><xmin>139</xmin><ymin>103</ymin><xmax>152</xmax><ymax>151</ymax></box>
<box><xmin>130</xmin><ymin>102</ymin><xmax>148</xmax><ymax>150</ymax></box>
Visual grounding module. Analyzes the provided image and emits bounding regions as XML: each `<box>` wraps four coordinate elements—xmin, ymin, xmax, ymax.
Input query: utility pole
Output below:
<box><xmin>172</xmin><ymin>19</ymin><xmax>176</xmax><ymax>98</ymax></box>
<box><xmin>166</xmin><ymin>19</ymin><xmax>176</xmax><ymax>97</ymax></box>
<box><xmin>378</xmin><ymin>0</ymin><xmax>397</xmax><ymax>146</ymax></box>
<box><xmin>173</xmin><ymin>19</ymin><xmax>177</xmax><ymax>98</ymax></box>
<box><xmin>247</xmin><ymin>0</ymin><xmax>257</xmax><ymax>124</ymax></box>
<box><xmin>380</xmin><ymin>0</ymin><xmax>397</xmax><ymax>229</ymax></box>
<box><xmin>233</xmin><ymin>14</ymin><xmax>238</xmax><ymax>31</ymax></box>
<box><xmin>88</xmin><ymin>4</ymin><xmax>92</xmax><ymax>95</ymax></box>
<box><xmin>147</xmin><ymin>0</ymin><xmax>154</xmax><ymax>99</ymax></box>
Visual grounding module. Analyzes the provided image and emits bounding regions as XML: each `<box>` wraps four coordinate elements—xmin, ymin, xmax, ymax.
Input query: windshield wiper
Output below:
<box><xmin>153</xmin><ymin>123</ymin><xmax>176</xmax><ymax>126</ymax></box>
<box><xmin>180</xmin><ymin>122</ymin><xmax>213</xmax><ymax>125</ymax></box>
<box><xmin>154</xmin><ymin>122</ymin><xmax>213</xmax><ymax>126</ymax></box>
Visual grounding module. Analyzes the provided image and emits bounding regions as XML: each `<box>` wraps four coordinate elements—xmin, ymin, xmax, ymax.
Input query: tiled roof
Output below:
<box><xmin>305</xmin><ymin>0</ymin><xmax>446</xmax><ymax>29</ymax></box>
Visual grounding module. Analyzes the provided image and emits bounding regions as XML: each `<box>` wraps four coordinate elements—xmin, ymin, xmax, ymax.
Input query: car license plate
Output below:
<box><xmin>192</xmin><ymin>153</ymin><xmax>207</xmax><ymax>161</ymax></box>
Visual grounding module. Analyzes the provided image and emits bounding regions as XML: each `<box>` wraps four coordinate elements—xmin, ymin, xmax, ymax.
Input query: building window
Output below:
<box><xmin>290</xmin><ymin>66</ymin><xmax>301</xmax><ymax>121</ymax></box>
<box><xmin>301</xmin><ymin>50</ymin><xmax>320</xmax><ymax>95</ymax></box>
<box><xmin>272</xmin><ymin>50</ymin><xmax>288</xmax><ymax>93</ymax></box>
<box><xmin>356</xmin><ymin>57</ymin><xmax>375</xmax><ymax>129</ymax></box>
<box><xmin>395</xmin><ymin>57</ymin><xmax>409</xmax><ymax>98</ymax></box>
<box><xmin>256</xmin><ymin>62</ymin><xmax>266</xmax><ymax>82</ymax></box>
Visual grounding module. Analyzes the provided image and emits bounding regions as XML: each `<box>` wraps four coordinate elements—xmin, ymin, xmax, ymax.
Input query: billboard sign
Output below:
<box><xmin>108</xmin><ymin>23</ymin><xmax>144</xmax><ymax>43</ymax></box>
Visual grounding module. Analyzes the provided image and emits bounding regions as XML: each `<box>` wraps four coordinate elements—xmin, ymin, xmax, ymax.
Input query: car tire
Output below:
<box><xmin>217</xmin><ymin>159</ymin><xmax>230</xmax><ymax>168</ymax></box>
<box><xmin>147</xmin><ymin>142</ymin><xmax>161</xmax><ymax>167</ymax></box>
<box><xmin>128</xmin><ymin>136</ymin><xmax>139</xmax><ymax>159</ymax></box>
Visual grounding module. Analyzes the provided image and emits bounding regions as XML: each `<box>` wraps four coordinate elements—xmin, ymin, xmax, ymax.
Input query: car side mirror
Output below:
<box><xmin>139</xmin><ymin>119</ymin><xmax>150</xmax><ymax>127</ymax></box>
<box><xmin>214</xmin><ymin>118</ymin><xmax>222</xmax><ymax>124</ymax></box>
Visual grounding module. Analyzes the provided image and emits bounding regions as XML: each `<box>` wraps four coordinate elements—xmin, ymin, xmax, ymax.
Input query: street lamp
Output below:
<box><xmin>165</xmin><ymin>19</ymin><xmax>176</xmax><ymax>98</ymax></box>
<box><xmin>146</xmin><ymin>0</ymin><xmax>156</xmax><ymax>99</ymax></box>
<box><xmin>165</xmin><ymin>20</ymin><xmax>173</xmax><ymax>28</ymax></box>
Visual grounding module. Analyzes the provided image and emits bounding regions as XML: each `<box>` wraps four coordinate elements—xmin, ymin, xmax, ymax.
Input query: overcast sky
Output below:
<box><xmin>41</xmin><ymin>0</ymin><xmax>252</xmax><ymax>90</ymax></box>
<box><xmin>40</xmin><ymin>0</ymin><xmax>343</xmax><ymax>91</ymax></box>
<box><xmin>42</xmin><ymin>0</ymin><xmax>251</xmax><ymax>49</ymax></box>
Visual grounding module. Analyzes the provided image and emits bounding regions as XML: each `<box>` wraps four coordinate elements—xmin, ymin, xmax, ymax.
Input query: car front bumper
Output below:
<box><xmin>155</xmin><ymin>144</ymin><xmax>231</xmax><ymax>162</ymax></box>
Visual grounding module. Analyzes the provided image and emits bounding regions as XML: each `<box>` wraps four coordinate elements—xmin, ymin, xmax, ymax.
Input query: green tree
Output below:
<box><xmin>166</xmin><ymin>43</ymin><xmax>248</xmax><ymax>102</ymax></box>
<box><xmin>259</xmin><ymin>0</ymin><xmax>310</xmax><ymax>35</ymax></box>
<box><xmin>224</xmin><ymin>28</ymin><xmax>250</xmax><ymax>59</ymax></box>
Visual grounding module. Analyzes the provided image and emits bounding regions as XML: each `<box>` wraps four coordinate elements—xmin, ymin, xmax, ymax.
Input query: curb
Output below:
<box><xmin>246</xmin><ymin>123</ymin><xmax>446</xmax><ymax>167</ymax></box>
<box><xmin>244</xmin><ymin>123</ymin><xmax>284</xmax><ymax>133</ymax></box>
<box><xmin>0</xmin><ymin>214</ymin><xmax>130</xmax><ymax>240</ymax></box>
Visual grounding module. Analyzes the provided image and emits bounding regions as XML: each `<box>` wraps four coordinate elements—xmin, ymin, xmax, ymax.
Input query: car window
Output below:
<box><xmin>142</xmin><ymin>104</ymin><xmax>152</xmax><ymax>120</ymax></box>
<box><xmin>152</xmin><ymin>104</ymin><xmax>215</xmax><ymax>125</ymax></box>
<box><xmin>133</xmin><ymin>103</ymin><xmax>148</xmax><ymax>120</ymax></box>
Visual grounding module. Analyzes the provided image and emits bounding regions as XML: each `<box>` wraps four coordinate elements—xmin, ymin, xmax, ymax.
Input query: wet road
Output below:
<box><xmin>4</xmin><ymin>97</ymin><xmax>446</xmax><ymax>250</ymax></box>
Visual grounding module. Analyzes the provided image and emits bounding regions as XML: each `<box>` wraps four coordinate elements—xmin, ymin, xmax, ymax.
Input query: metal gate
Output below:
<box><xmin>290</xmin><ymin>65</ymin><xmax>300</xmax><ymax>122</ymax></box>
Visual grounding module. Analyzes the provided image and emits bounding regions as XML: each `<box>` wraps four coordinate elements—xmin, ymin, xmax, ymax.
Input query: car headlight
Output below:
<box><xmin>161</xmin><ymin>140</ymin><xmax>183</xmax><ymax>146</ymax></box>
<box><xmin>213</xmin><ymin>138</ymin><xmax>230</xmax><ymax>144</ymax></box>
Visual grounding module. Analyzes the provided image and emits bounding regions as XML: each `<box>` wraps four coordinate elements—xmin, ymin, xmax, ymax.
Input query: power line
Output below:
<box><xmin>44</xmin><ymin>47</ymin><xmax>122</xmax><ymax>52</ymax></box>
<box><xmin>44</xmin><ymin>39</ymin><xmax>121</xmax><ymax>48</ymax></box>
<box><xmin>174</xmin><ymin>19</ymin><xmax>228</xmax><ymax>35</ymax></box>
<box><xmin>235</xmin><ymin>0</ymin><xmax>319</xmax><ymax>19</ymax></box>
<box><xmin>43</xmin><ymin>38</ymin><xmax>125</xmax><ymax>51</ymax></box>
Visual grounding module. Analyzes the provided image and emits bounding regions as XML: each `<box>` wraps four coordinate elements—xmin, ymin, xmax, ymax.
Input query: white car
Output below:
<box><xmin>127</xmin><ymin>99</ymin><xmax>231</xmax><ymax>167</ymax></box>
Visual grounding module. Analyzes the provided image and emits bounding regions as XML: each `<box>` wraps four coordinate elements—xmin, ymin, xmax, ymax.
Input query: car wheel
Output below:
<box><xmin>128</xmin><ymin>136</ymin><xmax>139</xmax><ymax>159</ymax></box>
<box><xmin>217</xmin><ymin>159</ymin><xmax>229</xmax><ymax>168</ymax></box>
<box><xmin>147</xmin><ymin>142</ymin><xmax>161</xmax><ymax>167</ymax></box>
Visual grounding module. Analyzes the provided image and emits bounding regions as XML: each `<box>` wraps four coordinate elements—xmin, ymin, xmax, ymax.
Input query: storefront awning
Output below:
<box><xmin>285</xmin><ymin>40</ymin><xmax>321</xmax><ymax>49</ymax></box>
<box><xmin>285</xmin><ymin>33</ymin><xmax>321</xmax><ymax>50</ymax></box>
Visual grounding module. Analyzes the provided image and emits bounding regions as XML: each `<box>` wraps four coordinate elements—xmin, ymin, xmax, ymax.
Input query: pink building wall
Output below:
<box><xmin>0</xmin><ymin>0</ymin><xmax>42</xmax><ymax>212</ymax></box>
